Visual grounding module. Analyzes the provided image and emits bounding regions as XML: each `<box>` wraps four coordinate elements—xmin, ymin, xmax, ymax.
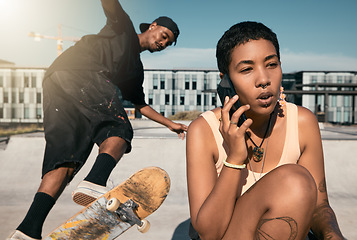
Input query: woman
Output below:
<box><xmin>186</xmin><ymin>21</ymin><xmax>344</xmax><ymax>240</ymax></box>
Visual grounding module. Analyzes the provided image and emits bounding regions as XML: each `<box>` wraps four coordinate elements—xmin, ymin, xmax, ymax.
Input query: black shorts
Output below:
<box><xmin>42</xmin><ymin>70</ymin><xmax>133</xmax><ymax>179</ymax></box>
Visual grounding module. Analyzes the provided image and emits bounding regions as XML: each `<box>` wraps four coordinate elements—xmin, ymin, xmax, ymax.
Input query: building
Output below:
<box><xmin>284</xmin><ymin>71</ymin><xmax>357</xmax><ymax>124</ymax></box>
<box><xmin>1</xmin><ymin>60</ymin><xmax>357</xmax><ymax>125</ymax></box>
<box><xmin>141</xmin><ymin>69</ymin><xmax>220</xmax><ymax>117</ymax></box>
<box><xmin>0</xmin><ymin>61</ymin><xmax>45</xmax><ymax>126</ymax></box>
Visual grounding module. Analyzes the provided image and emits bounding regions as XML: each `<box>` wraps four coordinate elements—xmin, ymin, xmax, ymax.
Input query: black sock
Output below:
<box><xmin>84</xmin><ymin>153</ymin><xmax>117</xmax><ymax>186</ymax></box>
<box><xmin>17</xmin><ymin>192</ymin><xmax>56</xmax><ymax>239</ymax></box>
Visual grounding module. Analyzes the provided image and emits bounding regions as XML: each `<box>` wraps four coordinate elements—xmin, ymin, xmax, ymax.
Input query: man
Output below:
<box><xmin>8</xmin><ymin>0</ymin><xmax>187</xmax><ymax>239</ymax></box>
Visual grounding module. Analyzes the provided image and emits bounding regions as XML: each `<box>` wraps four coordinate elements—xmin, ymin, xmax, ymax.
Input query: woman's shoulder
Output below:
<box><xmin>188</xmin><ymin>108</ymin><xmax>221</xmax><ymax>137</ymax></box>
<box><xmin>296</xmin><ymin>105</ymin><xmax>319</xmax><ymax>127</ymax></box>
<box><xmin>296</xmin><ymin>105</ymin><xmax>321</xmax><ymax>147</ymax></box>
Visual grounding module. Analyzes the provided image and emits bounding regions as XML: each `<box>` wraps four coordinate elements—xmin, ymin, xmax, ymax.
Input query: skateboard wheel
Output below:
<box><xmin>106</xmin><ymin>198</ymin><xmax>120</xmax><ymax>212</ymax></box>
<box><xmin>137</xmin><ymin>219</ymin><xmax>150</xmax><ymax>233</ymax></box>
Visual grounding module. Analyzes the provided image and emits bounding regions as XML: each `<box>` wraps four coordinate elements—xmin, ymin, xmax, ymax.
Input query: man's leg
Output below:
<box><xmin>72</xmin><ymin>136</ymin><xmax>128</xmax><ymax>206</ymax></box>
<box><xmin>86</xmin><ymin>136</ymin><xmax>128</xmax><ymax>184</ymax></box>
<box><xmin>15</xmin><ymin>166</ymin><xmax>75</xmax><ymax>239</ymax></box>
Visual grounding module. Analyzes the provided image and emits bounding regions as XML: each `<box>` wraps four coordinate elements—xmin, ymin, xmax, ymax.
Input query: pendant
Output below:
<box><xmin>253</xmin><ymin>147</ymin><xmax>264</xmax><ymax>162</ymax></box>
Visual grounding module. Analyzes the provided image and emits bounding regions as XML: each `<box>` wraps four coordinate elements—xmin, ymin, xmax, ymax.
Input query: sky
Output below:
<box><xmin>1</xmin><ymin>0</ymin><xmax>357</xmax><ymax>73</ymax></box>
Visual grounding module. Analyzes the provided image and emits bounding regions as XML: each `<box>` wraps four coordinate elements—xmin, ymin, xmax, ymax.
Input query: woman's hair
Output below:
<box><xmin>216</xmin><ymin>21</ymin><xmax>280</xmax><ymax>74</ymax></box>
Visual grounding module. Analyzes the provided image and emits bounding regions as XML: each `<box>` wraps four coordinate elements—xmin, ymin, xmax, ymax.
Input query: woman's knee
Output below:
<box><xmin>271</xmin><ymin>164</ymin><xmax>317</xmax><ymax>204</ymax></box>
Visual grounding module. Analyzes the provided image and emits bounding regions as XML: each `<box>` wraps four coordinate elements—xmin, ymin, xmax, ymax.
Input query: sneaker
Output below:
<box><xmin>6</xmin><ymin>230</ymin><xmax>40</xmax><ymax>240</ymax></box>
<box><xmin>72</xmin><ymin>180</ymin><xmax>110</xmax><ymax>206</ymax></box>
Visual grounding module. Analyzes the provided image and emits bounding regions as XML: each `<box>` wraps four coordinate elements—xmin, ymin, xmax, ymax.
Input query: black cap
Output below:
<box><xmin>140</xmin><ymin>16</ymin><xmax>180</xmax><ymax>45</ymax></box>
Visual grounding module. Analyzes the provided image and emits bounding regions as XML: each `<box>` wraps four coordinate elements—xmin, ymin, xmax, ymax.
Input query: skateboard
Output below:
<box><xmin>43</xmin><ymin>167</ymin><xmax>170</xmax><ymax>239</ymax></box>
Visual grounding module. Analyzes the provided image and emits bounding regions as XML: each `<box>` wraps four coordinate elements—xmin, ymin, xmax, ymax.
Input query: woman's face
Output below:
<box><xmin>228</xmin><ymin>39</ymin><xmax>282</xmax><ymax>117</ymax></box>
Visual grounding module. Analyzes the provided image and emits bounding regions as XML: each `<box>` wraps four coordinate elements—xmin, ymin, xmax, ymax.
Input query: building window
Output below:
<box><xmin>0</xmin><ymin>75</ymin><xmax>3</xmax><ymax>87</ymax></box>
<box><xmin>343</xmin><ymin>96</ymin><xmax>350</xmax><ymax>107</ymax></box>
<box><xmin>24</xmin><ymin>75</ymin><xmax>30</xmax><ymax>87</ymax></box>
<box><xmin>148</xmin><ymin>93</ymin><xmax>153</xmax><ymax>105</ymax></box>
<box><xmin>160</xmin><ymin>74</ymin><xmax>165</xmax><ymax>89</ymax></box>
<box><xmin>197</xmin><ymin>95</ymin><xmax>201</xmax><ymax>105</ymax></box>
<box><xmin>165</xmin><ymin>94</ymin><xmax>170</xmax><ymax>105</ymax></box>
<box><xmin>185</xmin><ymin>75</ymin><xmax>190</xmax><ymax>90</ymax></box>
<box><xmin>0</xmin><ymin>108</ymin><xmax>3</xmax><ymax>118</ymax></box>
<box><xmin>20</xmin><ymin>92</ymin><xmax>24</xmax><ymax>103</ymax></box>
<box><xmin>331</xmin><ymin>96</ymin><xmax>337</xmax><ymax>107</ymax></box>
<box><xmin>32</xmin><ymin>73</ymin><xmax>37</xmax><ymax>87</ymax></box>
<box><xmin>24</xmin><ymin>108</ymin><xmax>30</xmax><ymax>119</ymax></box>
<box><xmin>344</xmin><ymin>111</ymin><xmax>350</xmax><ymax>123</ymax></box>
<box><xmin>192</xmin><ymin>81</ymin><xmax>197</xmax><ymax>90</ymax></box>
<box><xmin>204</xmin><ymin>75</ymin><xmax>208</xmax><ymax>90</ymax></box>
<box><xmin>153</xmin><ymin>74</ymin><xmax>158</xmax><ymax>89</ymax></box>
<box><xmin>180</xmin><ymin>94</ymin><xmax>185</xmax><ymax>105</ymax></box>
<box><xmin>336</xmin><ymin>108</ymin><xmax>341</xmax><ymax>122</ymax></box>
<box><xmin>337</xmin><ymin>76</ymin><xmax>343</xmax><ymax>83</ymax></box>
<box><xmin>172</xmin><ymin>77</ymin><xmax>176</xmax><ymax>90</ymax></box>
<box><xmin>37</xmin><ymin>108</ymin><xmax>42</xmax><ymax>119</ymax></box>
<box><xmin>160</xmin><ymin>106</ymin><xmax>165</xmax><ymax>116</ymax></box>
<box><xmin>37</xmin><ymin>93</ymin><xmax>42</xmax><ymax>103</ymax></box>
<box><xmin>192</xmin><ymin>75</ymin><xmax>197</xmax><ymax>90</ymax></box>
<box><xmin>11</xmin><ymin>107</ymin><xmax>16</xmax><ymax>118</ymax></box>
<box><xmin>12</xmin><ymin>91</ymin><xmax>16</xmax><ymax>103</ymax></box>
<box><xmin>311</xmin><ymin>76</ymin><xmax>317</xmax><ymax>83</ymax></box>
<box><xmin>212</xmin><ymin>94</ymin><xmax>216</xmax><ymax>106</ymax></box>
<box><xmin>4</xmin><ymin>91</ymin><xmax>9</xmax><ymax>103</ymax></box>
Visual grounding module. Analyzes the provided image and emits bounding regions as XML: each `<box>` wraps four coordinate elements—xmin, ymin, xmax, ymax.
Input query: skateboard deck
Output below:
<box><xmin>43</xmin><ymin>166</ymin><xmax>170</xmax><ymax>239</ymax></box>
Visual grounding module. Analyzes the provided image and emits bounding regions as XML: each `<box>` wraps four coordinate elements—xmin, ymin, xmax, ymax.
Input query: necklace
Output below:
<box><xmin>246</xmin><ymin>113</ymin><xmax>273</xmax><ymax>162</ymax></box>
<box><xmin>247</xmin><ymin>115</ymin><xmax>272</xmax><ymax>182</ymax></box>
<box><xmin>248</xmin><ymin>135</ymin><xmax>269</xmax><ymax>182</ymax></box>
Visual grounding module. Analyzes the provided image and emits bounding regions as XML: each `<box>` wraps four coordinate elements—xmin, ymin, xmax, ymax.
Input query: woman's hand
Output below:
<box><xmin>219</xmin><ymin>95</ymin><xmax>252</xmax><ymax>165</ymax></box>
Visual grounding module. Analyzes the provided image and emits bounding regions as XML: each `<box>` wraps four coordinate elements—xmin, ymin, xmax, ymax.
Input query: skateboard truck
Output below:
<box><xmin>107</xmin><ymin>198</ymin><xmax>151</xmax><ymax>233</ymax></box>
<box><xmin>117</xmin><ymin>199</ymin><xmax>141</xmax><ymax>226</ymax></box>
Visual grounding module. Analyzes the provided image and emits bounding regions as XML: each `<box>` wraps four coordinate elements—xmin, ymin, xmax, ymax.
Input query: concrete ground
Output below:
<box><xmin>0</xmin><ymin>120</ymin><xmax>356</xmax><ymax>239</ymax></box>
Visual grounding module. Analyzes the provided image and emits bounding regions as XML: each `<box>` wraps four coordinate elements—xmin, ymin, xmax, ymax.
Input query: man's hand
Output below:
<box><xmin>168</xmin><ymin>122</ymin><xmax>188</xmax><ymax>140</ymax></box>
<box><xmin>135</xmin><ymin>104</ymin><xmax>188</xmax><ymax>139</ymax></box>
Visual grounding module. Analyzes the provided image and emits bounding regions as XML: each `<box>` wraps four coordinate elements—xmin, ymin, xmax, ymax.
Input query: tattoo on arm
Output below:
<box><xmin>311</xmin><ymin>201</ymin><xmax>344</xmax><ymax>239</ymax></box>
<box><xmin>256</xmin><ymin>216</ymin><xmax>298</xmax><ymax>240</ymax></box>
<box><xmin>318</xmin><ymin>178</ymin><xmax>327</xmax><ymax>193</ymax></box>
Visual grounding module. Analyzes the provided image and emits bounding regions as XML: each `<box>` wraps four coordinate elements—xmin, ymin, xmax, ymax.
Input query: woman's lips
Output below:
<box><xmin>257</xmin><ymin>92</ymin><xmax>274</xmax><ymax>106</ymax></box>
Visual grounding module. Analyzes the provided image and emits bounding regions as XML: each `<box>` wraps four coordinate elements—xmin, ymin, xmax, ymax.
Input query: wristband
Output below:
<box><xmin>223</xmin><ymin>159</ymin><xmax>246</xmax><ymax>169</ymax></box>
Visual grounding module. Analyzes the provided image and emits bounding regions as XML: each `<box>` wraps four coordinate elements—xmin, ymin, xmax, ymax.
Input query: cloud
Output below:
<box><xmin>141</xmin><ymin>48</ymin><xmax>217</xmax><ymax>70</ymax></box>
<box><xmin>280</xmin><ymin>50</ymin><xmax>357</xmax><ymax>72</ymax></box>
<box><xmin>141</xmin><ymin>47</ymin><xmax>357</xmax><ymax>73</ymax></box>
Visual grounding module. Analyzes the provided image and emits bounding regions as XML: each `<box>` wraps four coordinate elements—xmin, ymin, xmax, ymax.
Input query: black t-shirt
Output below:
<box><xmin>45</xmin><ymin>1</ymin><xmax>145</xmax><ymax>105</ymax></box>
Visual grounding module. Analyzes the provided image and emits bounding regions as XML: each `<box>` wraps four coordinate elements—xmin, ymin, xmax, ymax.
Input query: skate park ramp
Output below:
<box><xmin>0</xmin><ymin>120</ymin><xmax>356</xmax><ymax>239</ymax></box>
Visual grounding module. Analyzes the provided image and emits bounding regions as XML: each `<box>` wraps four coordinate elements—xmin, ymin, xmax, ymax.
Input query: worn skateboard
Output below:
<box><xmin>43</xmin><ymin>167</ymin><xmax>170</xmax><ymax>239</ymax></box>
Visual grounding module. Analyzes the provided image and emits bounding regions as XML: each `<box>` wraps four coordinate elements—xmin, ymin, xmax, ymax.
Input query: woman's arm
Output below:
<box><xmin>297</xmin><ymin>106</ymin><xmax>344</xmax><ymax>239</ymax></box>
<box><xmin>187</xmin><ymin>96</ymin><xmax>252</xmax><ymax>239</ymax></box>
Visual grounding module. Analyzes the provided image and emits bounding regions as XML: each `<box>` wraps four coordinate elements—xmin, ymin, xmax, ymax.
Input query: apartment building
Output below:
<box><xmin>1</xmin><ymin>59</ymin><xmax>356</xmax><ymax>125</ymax></box>
<box><xmin>0</xmin><ymin>61</ymin><xmax>45</xmax><ymax>125</ymax></box>
<box><xmin>285</xmin><ymin>71</ymin><xmax>357</xmax><ymax>124</ymax></box>
<box><xmin>142</xmin><ymin>69</ymin><xmax>220</xmax><ymax>117</ymax></box>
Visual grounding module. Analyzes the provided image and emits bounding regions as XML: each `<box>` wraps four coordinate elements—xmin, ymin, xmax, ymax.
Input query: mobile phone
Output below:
<box><xmin>217</xmin><ymin>74</ymin><xmax>247</xmax><ymax>126</ymax></box>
